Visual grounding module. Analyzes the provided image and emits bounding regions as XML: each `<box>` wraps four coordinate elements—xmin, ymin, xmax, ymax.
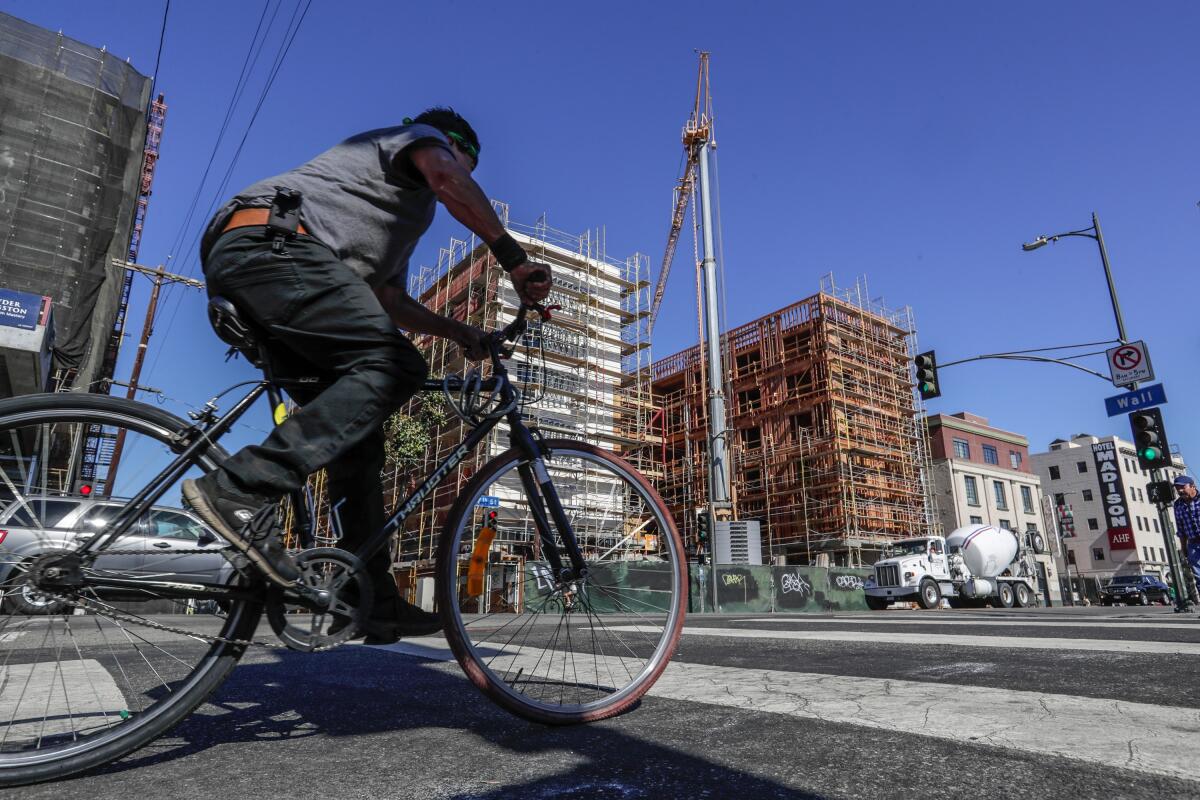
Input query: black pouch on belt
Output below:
<box><xmin>267</xmin><ymin>186</ymin><xmax>303</xmax><ymax>253</ymax></box>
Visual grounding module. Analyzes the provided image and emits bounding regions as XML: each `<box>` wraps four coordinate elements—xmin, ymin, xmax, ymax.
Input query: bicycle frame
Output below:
<box><xmin>66</xmin><ymin>319</ymin><xmax>588</xmax><ymax>605</ymax></box>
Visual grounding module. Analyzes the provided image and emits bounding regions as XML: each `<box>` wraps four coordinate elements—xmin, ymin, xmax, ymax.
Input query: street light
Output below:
<box><xmin>1020</xmin><ymin>211</ymin><xmax>1128</xmax><ymax>343</ymax></box>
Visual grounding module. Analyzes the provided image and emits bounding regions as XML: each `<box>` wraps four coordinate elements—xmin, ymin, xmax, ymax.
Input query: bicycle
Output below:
<box><xmin>0</xmin><ymin>299</ymin><xmax>686</xmax><ymax>787</ymax></box>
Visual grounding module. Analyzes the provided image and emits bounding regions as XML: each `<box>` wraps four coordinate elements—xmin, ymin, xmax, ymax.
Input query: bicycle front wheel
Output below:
<box><xmin>436</xmin><ymin>440</ymin><xmax>685</xmax><ymax>724</ymax></box>
<box><xmin>0</xmin><ymin>394</ymin><xmax>262</xmax><ymax>787</ymax></box>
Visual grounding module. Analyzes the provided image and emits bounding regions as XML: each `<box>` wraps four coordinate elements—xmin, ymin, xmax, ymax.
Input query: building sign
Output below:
<box><xmin>1107</xmin><ymin>528</ymin><xmax>1136</xmax><ymax>550</ymax></box>
<box><xmin>0</xmin><ymin>289</ymin><xmax>46</xmax><ymax>331</ymax></box>
<box><xmin>1091</xmin><ymin>441</ymin><xmax>1133</xmax><ymax>546</ymax></box>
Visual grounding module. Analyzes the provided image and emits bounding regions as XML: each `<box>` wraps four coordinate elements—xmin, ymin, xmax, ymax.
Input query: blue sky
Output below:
<box><xmin>8</xmin><ymin>1</ymin><xmax>1200</xmax><ymax>467</ymax></box>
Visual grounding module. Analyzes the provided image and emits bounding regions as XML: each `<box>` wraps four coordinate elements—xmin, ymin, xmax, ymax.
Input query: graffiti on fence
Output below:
<box><xmin>780</xmin><ymin>572</ymin><xmax>812</xmax><ymax>596</ymax></box>
<box><xmin>831</xmin><ymin>573</ymin><xmax>865</xmax><ymax>591</ymax></box>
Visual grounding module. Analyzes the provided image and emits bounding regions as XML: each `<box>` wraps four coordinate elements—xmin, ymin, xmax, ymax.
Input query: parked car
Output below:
<box><xmin>1099</xmin><ymin>574</ymin><xmax>1171</xmax><ymax>606</ymax></box>
<box><xmin>0</xmin><ymin>495</ymin><xmax>233</xmax><ymax>615</ymax></box>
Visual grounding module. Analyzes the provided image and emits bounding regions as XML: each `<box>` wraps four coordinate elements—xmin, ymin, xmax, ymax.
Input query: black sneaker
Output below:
<box><xmin>182</xmin><ymin>471</ymin><xmax>299</xmax><ymax>585</ymax></box>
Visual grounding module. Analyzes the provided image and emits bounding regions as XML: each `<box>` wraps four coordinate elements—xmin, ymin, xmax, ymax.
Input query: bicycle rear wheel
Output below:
<box><xmin>0</xmin><ymin>394</ymin><xmax>262</xmax><ymax>787</ymax></box>
<box><xmin>436</xmin><ymin>440</ymin><xmax>685</xmax><ymax>724</ymax></box>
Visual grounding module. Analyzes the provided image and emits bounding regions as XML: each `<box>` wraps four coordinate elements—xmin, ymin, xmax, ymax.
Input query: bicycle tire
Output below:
<box><xmin>436</xmin><ymin>440</ymin><xmax>685</xmax><ymax>725</ymax></box>
<box><xmin>0</xmin><ymin>393</ymin><xmax>262</xmax><ymax>787</ymax></box>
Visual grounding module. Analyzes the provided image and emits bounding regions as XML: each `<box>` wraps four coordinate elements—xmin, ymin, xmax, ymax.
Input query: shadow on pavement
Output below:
<box><xmin>83</xmin><ymin>646</ymin><xmax>817</xmax><ymax>799</ymax></box>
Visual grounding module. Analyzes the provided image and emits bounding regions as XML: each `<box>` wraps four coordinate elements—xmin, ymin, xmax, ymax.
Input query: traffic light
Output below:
<box><xmin>73</xmin><ymin>480</ymin><xmax>93</xmax><ymax>497</ymax></box>
<box><xmin>696</xmin><ymin>510</ymin><xmax>710</xmax><ymax>548</ymax></box>
<box><xmin>1129</xmin><ymin>408</ymin><xmax>1172</xmax><ymax>470</ymax></box>
<box><xmin>1056</xmin><ymin>503</ymin><xmax>1075</xmax><ymax>538</ymax></box>
<box><xmin>1147</xmin><ymin>480</ymin><xmax>1175</xmax><ymax>506</ymax></box>
<box><xmin>913</xmin><ymin>351</ymin><xmax>941</xmax><ymax>400</ymax></box>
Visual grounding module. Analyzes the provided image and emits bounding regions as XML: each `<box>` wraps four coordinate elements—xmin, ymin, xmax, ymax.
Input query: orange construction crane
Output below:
<box><xmin>648</xmin><ymin>51</ymin><xmax>714</xmax><ymax>334</ymax></box>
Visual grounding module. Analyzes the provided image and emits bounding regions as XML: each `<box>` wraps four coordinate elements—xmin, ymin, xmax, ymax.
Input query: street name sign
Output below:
<box><xmin>476</xmin><ymin>495</ymin><xmax>500</xmax><ymax>508</ymax></box>
<box><xmin>1104</xmin><ymin>383</ymin><xmax>1166</xmax><ymax>417</ymax></box>
<box><xmin>1106</xmin><ymin>340</ymin><xmax>1153</xmax><ymax>387</ymax></box>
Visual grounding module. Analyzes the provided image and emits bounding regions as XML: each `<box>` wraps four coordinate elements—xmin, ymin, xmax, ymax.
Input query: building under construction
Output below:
<box><xmin>651</xmin><ymin>275</ymin><xmax>937</xmax><ymax>567</ymax></box>
<box><xmin>298</xmin><ymin>208</ymin><xmax>655</xmax><ymax>608</ymax></box>
<box><xmin>0</xmin><ymin>12</ymin><xmax>154</xmax><ymax>397</ymax></box>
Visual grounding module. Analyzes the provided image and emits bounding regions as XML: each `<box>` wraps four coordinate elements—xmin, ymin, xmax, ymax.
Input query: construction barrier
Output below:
<box><xmin>523</xmin><ymin>561</ymin><xmax>871</xmax><ymax>614</ymax></box>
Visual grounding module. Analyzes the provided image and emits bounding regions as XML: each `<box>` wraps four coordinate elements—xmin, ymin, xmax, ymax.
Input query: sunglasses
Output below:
<box><xmin>445</xmin><ymin>131</ymin><xmax>479</xmax><ymax>166</ymax></box>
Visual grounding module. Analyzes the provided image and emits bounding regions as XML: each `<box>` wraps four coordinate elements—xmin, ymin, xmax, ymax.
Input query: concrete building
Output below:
<box><xmin>0</xmin><ymin>12</ymin><xmax>153</xmax><ymax>396</ymax></box>
<box><xmin>926</xmin><ymin>412</ymin><xmax>1061</xmax><ymax>604</ymax></box>
<box><xmin>1031</xmin><ymin>433</ymin><xmax>1187</xmax><ymax>602</ymax></box>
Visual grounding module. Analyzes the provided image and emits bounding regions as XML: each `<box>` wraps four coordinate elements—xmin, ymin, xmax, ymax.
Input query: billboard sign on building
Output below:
<box><xmin>0</xmin><ymin>289</ymin><xmax>46</xmax><ymax>331</ymax></box>
<box><xmin>1091</xmin><ymin>441</ymin><xmax>1133</xmax><ymax>545</ymax></box>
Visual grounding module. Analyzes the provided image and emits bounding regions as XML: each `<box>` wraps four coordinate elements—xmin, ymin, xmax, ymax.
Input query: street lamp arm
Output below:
<box><xmin>937</xmin><ymin>352</ymin><xmax>1111</xmax><ymax>381</ymax></box>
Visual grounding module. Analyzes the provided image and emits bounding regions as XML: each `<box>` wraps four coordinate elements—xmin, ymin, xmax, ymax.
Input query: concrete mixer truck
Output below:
<box><xmin>862</xmin><ymin>524</ymin><xmax>1040</xmax><ymax>610</ymax></box>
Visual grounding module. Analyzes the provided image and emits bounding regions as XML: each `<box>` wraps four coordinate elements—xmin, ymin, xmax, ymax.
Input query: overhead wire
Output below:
<box><xmin>144</xmin><ymin>0</ymin><xmax>316</xmax><ymax>386</ymax></box>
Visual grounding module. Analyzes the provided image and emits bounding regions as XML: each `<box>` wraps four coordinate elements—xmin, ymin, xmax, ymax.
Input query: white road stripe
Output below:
<box><xmin>732</xmin><ymin>616</ymin><xmax>1200</xmax><ymax>631</ymax></box>
<box><xmin>0</xmin><ymin>659</ymin><xmax>127</xmax><ymax>741</ymax></box>
<box><xmin>647</xmin><ymin>661</ymin><xmax>1200</xmax><ymax>782</ymax></box>
<box><xmin>608</xmin><ymin>625</ymin><xmax>1200</xmax><ymax>655</ymax></box>
<box><xmin>382</xmin><ymin>635</ymin><xmax>1200</xmax><ymax>782</ymax></box>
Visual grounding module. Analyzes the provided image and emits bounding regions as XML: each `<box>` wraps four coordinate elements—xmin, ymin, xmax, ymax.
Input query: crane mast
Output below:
<box><xmin>651</xmin><ymin>52</ymin><xmax>732</xmax><ymax>525</ymax></box>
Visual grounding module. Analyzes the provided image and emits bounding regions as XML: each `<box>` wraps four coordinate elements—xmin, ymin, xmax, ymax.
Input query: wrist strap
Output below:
<box><xmin>489</xmin><ymin>233</ymin><xmax>528</xmax><ymax>273</ymax></box>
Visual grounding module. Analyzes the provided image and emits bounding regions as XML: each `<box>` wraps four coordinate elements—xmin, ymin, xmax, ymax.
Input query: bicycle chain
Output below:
<box><xmin>38</xmin><ymin>547</ymin><xmax>343</xmax><ymax>652</ymax></box>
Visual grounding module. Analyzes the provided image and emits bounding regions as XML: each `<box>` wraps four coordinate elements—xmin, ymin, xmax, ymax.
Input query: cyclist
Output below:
<box><xmin>183</xmin><ymin>107</ymin><xmax>552</xmax><ymax>643</ymax></box>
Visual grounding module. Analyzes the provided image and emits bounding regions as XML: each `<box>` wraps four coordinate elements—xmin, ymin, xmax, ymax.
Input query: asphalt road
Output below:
<box><xmin>8</xmin><ymin>605</ymin><xmax>1200</xmax><ymax>799</ymax></box>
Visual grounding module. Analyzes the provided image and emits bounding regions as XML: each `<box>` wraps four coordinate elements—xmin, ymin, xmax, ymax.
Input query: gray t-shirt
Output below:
<box><xmin>201</xmin><ymin>123</ymin><xmax>453</xmax><ymax>290</ymax></box>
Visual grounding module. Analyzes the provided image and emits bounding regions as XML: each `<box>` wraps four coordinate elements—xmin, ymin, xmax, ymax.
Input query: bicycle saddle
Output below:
<box><xmin>207</xmin><ymin>296</ymin><xmax>263</xmax><ymax>366</ymax></box>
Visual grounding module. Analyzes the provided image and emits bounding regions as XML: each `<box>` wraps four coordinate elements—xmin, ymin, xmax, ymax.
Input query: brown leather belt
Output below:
<box><xmin>222</xmin><ymin>207</ymin><xmax>308</xmax><ymax>235</ymax></box>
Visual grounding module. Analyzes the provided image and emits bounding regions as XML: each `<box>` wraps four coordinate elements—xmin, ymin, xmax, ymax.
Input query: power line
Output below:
<box><xmin>148</xmin><ymin>0</ymin><xmax>170</xmax><ymax>99</ymax></box>
<box><xmin>144</xmin><ymin>0</ymin><xmax>316</xmax><ymax>386</ymax></box>
<box><xmin>162</xmin><ymin>0</ymin><xmax>276</xmax><ymax>264</ymax></box>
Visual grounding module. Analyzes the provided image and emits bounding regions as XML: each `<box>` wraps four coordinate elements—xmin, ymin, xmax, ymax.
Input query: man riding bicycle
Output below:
<box><xmin>182</xmin><ymin>107</ymin><xmax>552</xmax><ymax>644</ymax></box>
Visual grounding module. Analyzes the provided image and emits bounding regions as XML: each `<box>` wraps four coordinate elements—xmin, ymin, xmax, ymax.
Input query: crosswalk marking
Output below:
<box><xmin>730</xmin><ymin>616</ymin><xmax>1200</xmax><ymax>631</ymax></box>
<box><xmin>645</xmin><ymin>661</ymin><xmax>1200</xmax><ymax>782</ymax></box>
<box><xmin>382</xmin><ymin>634</ymin><xmax>1200</xmax><ymax>782</ymax></box>
<box><xmin>607</xmin><ymin>625</ymin><xmax>1200</xmax><ymax>655</ymax></box>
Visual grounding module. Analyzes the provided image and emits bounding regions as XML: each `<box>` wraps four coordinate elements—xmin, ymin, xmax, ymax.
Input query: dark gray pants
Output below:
<box><xmin>204</xmin><ymin>226</ymin><xmax>428</xmax><ymax>598</ymax></box>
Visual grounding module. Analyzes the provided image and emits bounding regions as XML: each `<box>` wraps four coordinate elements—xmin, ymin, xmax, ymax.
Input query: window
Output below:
<box><xmin>1135</xmin><ymin>517</ymin><xmax>1143</xmax><ymax>531</ymax></box>
<box><xmin>970</xmin><ymin>515</ymin><xmax>983</xmax><ymax>524</ymax></box>
<box><xmin>993</xmin><ymin>481</ymin><xmax>1008</xmax><ymax>510</ymax></box>
<box><xmin>1020</xmin><ymin>486</ymin><xmax>1034</xmax><ymax>514</ymax></box>
<box><xmin>999</xmin><ymin>519</ymin><xmax>1011</xmax><ymax>531</ymax></box>
<box><xmin>1088</xmin><ymin>518</ymin><xmax>1099</xmax><ymax>531</ymax></box>
<box><xmin>741</xmin><ymin>427</ymin><xmax>762</xmax><ymax>450</ymax></box>
<box><xmin>983</xmin><ymin>445</ymin><xmax>999</xmax><ymax>465</ymax></box>
<box><xmin>1067</xmin><ymin>550</ymin><xmax>1077</xmax><ymax>565</ymax></box>
<box><xmin>1082</xmin><ymin>489</ymin><xmax>1093</xmax><ymax>502</ymax></box>
<box><xmin>1160</xmin><ymin>548</ymin><xmax>1166</xmax><ymax>562</ymax></box>
<box><xmin>1054</xmin><ymin>492</ymin><xmax>1066</xmax><ymax>506</ymax></box>
<box><xmin>1076</xmin><ymin>461</ymin><xmax>1088</xmax><ymax>474</ymax></box>
<box><xmin>953</xmin><ymin>439</ymin><xmax>970</xmax><ymax>459</ymax></box>
<box><xmin>1143</xmin><ymin>547</ymin><xmax>1152</xmax><ymax>561</ymax></box>
<box><xmin>2</xmin><ymin>498</ymin><xmax>77</xmax><ymax>529</ymax></box>
<box><xmin>964</xmin><ymin>476</ymin><xmax>980</xmax><ymax>506</ymax></box>
<box><xmin>1009</xmin><ymin>451</ymin><xmax>1023</xmax><ymax>469</ymax></box>
<box><xmin>1049</xmin><ymin>465</ymin><xmax>1061</xmax><ymax>480</ymax></box>
<box><xmin>1026</xmin><ymin>522</ymin><xmax>1038</xmax><ymax>532</ymax></box>
<box><xmin>147</xmin><ymin>510</ymin><xmax>207</xmax><ymax>540</ymax></box>
<box><xmin>1154</xmin><ymin>518</ymin><xmax>1160</xmax><ymax>533</ymax></box>
<box><xmin>1092</xmin><ymin>547</ymin><xmax>1105</xmax><ymax>561</ymax></box>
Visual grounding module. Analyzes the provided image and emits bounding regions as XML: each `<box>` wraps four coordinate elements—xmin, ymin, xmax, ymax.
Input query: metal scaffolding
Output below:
<box><xmin>651</xmin><ymin>274</ymin><xmax>938</xmax><ymax>568</ymax></box>
<box><xmin>366</xmin><ymin>207</ymin><xmax>656</xmax><ymax>604</ymax></box>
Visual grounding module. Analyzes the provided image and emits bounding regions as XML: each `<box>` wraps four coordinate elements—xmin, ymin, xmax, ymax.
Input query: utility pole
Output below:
<box><xmin>101</xmin><ymin>259</ymin><xmax>205</xmax><ymax>496</ymax></box>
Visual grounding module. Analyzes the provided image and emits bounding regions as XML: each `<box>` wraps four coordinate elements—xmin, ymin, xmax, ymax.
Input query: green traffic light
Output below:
<box><xmin>1142</xmin><ymin>447</ymin><xmax>1160</xmax><ymax>461</ymax></box>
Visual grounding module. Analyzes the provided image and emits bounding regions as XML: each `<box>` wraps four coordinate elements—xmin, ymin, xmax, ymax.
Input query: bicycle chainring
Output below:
<box><xmin>266</xmin><ymin>547</ymin><xmax>373</xmax><ymax>652</ymax></box>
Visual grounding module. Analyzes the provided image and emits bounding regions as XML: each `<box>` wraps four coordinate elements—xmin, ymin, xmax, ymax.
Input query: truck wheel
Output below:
<box><xmin>865</xmin><ymin>595</ymin><xmax>890</xmax><ymax>611</ymax></box>
<box><xmin>997</xmin><ymin>583</ymin><xmax>1015</xmax><ymax>608</ymax></box>
<box><xmin>916</xmin><ymin>579</ymin><xmax>941</xmax><ymax>610</ymax></box>
<box><xmin>1013</xmin><ymin>583</ymin><xmax>1032</xmax><ymax>608</ymax></box>
<box><xmin>1137</xmin><ymin>592</ymin><xmax>1149</xmax><ymax>606</ymax></box>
